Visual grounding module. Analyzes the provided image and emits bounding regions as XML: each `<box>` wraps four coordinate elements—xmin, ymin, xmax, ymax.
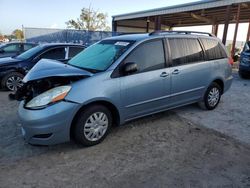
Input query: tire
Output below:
<box><xmin>1</xmin><ymin>72</ymin><xmax>24</xmax><ymax>91</ymax></box>
<box><xmin>74</xmin><ymin>105</ymin><xmax>112</xmax><ymax>146</ymax></box>
<box><xmin>199</xmin><ymin>82</ymin><xmax>222</xmax><ymax>110</ymax></box>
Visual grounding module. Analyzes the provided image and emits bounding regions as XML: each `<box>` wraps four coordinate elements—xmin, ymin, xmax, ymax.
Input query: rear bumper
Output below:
<box><xmin>18</xmin><ymin>101</ymin><xmax>80</xmax><ymax>145</ymax></box>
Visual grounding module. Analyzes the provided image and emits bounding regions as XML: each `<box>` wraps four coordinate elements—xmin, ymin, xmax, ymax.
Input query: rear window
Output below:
<box><xmin>68</xmin><ymin>47</ymin><xmax>84</xmax><ymax>58</ymax></box>
<box><xmin>201</xmin><ymin>38</ymin><xmax>227</xmax><ymax>60</ymax></box>
<box><xmin>168</xmin><ymin>38</ymin><xmax>203</xmax><ymax>66</ymax></box>
<box><xmin>40</xmin><ymin>47</ymin><xmax>66</xmax><ymax>60</ymax></box>
<box><xmin>23</xmin><ymin>44</ymin><xmax>35</xmax><ymax>51</ymax></box>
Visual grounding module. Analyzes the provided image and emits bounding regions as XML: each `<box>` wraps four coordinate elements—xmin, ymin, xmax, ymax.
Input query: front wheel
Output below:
<box><xmin>74</xmin><ymin>105</ymin><xmax>112</xmax><ymax>146</ymax></box>
<box><xmin>1</xmin><ymin>72</ymin><xmax>24</xmax><ymax>91</ymax></box>
<box><xmin>199</xmin><ymin>83</ymin><xmax>222</xmax><ymax>110</ymax></box>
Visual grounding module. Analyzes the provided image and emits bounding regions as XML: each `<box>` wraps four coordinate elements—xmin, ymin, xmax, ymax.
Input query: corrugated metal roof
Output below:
<box><xmin>113</xmin><ymin>0</ymin><xmax>250</xmax><ymax>21</ymax></box>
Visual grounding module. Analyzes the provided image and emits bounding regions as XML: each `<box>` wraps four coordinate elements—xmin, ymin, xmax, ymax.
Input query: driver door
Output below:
<box><xmin>119</xmin><ymin>39</ymin><xmax>171</xmax><ymax>120</ymax></box>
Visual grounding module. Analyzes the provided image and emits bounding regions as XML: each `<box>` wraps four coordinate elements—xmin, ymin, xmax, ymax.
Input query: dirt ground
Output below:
<box><xmin>174</xmin><ymin>71</ymin><xmax>250</xmax><ymax>145</ymax></box>
<box><xmin>0</xmin><ymin>72</ymin><xmax>250</xmax><ymax>188</ymax></box>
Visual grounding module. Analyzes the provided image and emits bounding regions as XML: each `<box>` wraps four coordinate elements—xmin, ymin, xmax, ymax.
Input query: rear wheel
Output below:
<box><xmin>74</xmin><ymin>105</ymin><xmax>112</xmax><ymax>146</ymax></box>
<box><xmin>199</xmin><ymin>82</ymin><xmax>222</xmax><ymax>110</ymax></box>
<box><xmin>1</xmin><ymin>72</ymin><xmax>24</xmax><ymax>91</ymax></box>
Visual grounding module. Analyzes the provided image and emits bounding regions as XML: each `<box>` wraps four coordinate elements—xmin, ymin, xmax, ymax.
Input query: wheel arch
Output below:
<box><xmin>70</xmin><ymin>100</ymin><xmax>120</xmax><ymax>139</ymax></box>
<box><xmin>212</xmin><ymin>78</ymin><xmax>224</xmax><ymax>94</ymax></box>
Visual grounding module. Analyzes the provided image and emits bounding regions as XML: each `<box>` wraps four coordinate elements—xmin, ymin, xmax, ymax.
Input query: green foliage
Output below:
<box><xmin>12</xmin><ymin>29</ymin><xmax>24</xmax><ymax>40</ymax></box>
<box><xmin>66</xmin><ymin>6</ymin><xmax>110</xmax><ymax>31</ymax></box>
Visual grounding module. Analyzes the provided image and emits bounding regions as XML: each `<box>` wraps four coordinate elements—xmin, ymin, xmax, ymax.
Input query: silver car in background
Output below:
<box><xmin>15</xmin><ymin>31</ymin><xmax>233</xmax><ymax>146</ymax></box>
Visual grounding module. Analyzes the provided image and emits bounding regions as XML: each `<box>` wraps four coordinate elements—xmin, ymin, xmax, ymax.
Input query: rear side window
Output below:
<box><xmin>40</xmin><ymin>47</ymin><xmax>66</xmax><ymax>60</ymax></box>
<box><xmin>124</xmin><ymin>40</ymin><xmax>165</xmax><ymax>73</ymax></box>
<box><xmin>68</xmin><ymin>47</ymin><xmax>84</xmax><ymax>58</ymax></box>
<box><xmin>201</xmin><ymin>38</ymin><xmax>227</xmax><ymax>60</ymax></box>
<box><xmin>168</xmin><ymin>38</ymin><xmax>203</xmax><ymax>66</ymax></box>
<box><xmin>23</xmin><ymin>44</ymin><xmax>34</xmax><ymax>51</ymax></box>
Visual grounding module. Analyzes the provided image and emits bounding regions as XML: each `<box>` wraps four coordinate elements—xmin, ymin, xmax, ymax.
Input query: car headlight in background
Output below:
<box><xmin>25</xmin><ymin>86</ymin><xmax>71</xmax><ymax>108</ymax></box>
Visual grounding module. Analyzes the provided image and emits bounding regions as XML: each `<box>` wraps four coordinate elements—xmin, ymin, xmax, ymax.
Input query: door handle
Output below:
<box><xmin>172</xmin><ymin>69</ymin><xmax>180</xmax><ymax>74</ymax></box>
<box><xmin>160</xmin><ymin>72</ymin><xmax>169</xmax><ymax>77</ymax></box>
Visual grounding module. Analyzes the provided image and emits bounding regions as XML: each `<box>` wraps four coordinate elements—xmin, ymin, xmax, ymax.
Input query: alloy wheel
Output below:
<box><xmin>6</xmin><ymin>76</ymin><xmax>23</xmax><ymax>91</ymax></box>
<box><xmin>208</xmin><ymin>87</ymin><xmax>220</xmax><ymax>107</ymax></box>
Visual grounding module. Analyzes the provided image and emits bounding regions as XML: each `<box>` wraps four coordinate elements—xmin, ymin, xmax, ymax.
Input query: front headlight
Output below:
<box><xmin>26</xmin><ymin>86</ymin><xmax>71</xmax><ymax>108</ymax></box>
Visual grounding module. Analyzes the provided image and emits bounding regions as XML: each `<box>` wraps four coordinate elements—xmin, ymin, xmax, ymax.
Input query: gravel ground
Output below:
<box><xmin>174</xmin><ymin>71</ymin><xmax>250</xmax><ymax>144</ymax></box>
<box><xmin>0</xmin><ymin>72</ymin><xmax>250</xmax><ymax>187</ymax></box>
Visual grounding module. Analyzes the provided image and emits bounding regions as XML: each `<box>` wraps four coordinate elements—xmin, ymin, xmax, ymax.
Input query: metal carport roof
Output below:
<box><xmin>113</xmin><ymin>0</ymin><xmax>250</xmax><ymax>21</ymax></box>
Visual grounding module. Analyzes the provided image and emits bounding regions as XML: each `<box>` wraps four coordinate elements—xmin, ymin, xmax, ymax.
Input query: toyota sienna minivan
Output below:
<box><xmin>14</xmin><ymin>31</ymin><xmax>233</xmax><ymax>146</ymax></box>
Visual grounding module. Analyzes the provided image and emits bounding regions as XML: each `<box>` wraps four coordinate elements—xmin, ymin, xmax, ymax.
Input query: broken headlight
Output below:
<box><xmin>25</xmin><ymin>86</ymin><xmax>71</xmax><ymax>108</ymax></box>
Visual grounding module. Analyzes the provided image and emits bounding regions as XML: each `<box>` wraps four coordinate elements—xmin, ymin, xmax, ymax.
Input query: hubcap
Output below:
<box><xmin>84</xmin><ymin>112</ymin><xmax>108</xmax><ymax>142</ymax></box>
<box><xmin>208</xmin><ymin>87</ymin><xmax>220</xmax><ymax>107</ymax></box>
<box><xmin>6</xmin><ymin>76</ymin><xmax>23</xmax><ymax>91</ymax></box>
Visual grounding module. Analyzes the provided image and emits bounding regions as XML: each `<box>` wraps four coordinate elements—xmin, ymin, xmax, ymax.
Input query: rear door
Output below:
<box><xmin>168</xmin><ymin>37</ymin><xmax>211</xmax><ymax>106</ymax></box>
<box><xmin>119</xmin><ymin>39</ymin><xmax>171</xmax><ymax>120</ymax></box>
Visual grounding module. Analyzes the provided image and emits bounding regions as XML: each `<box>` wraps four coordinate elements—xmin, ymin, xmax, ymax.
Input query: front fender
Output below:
<box><xmin>65</xmin><ymin>71</ymin><xmax>122</xmax><ymax>115</ymax></box>
<box><xmin>0</xmin><ymin>67</ymin><xmax>19</xmax><ymax>78</ymax></box>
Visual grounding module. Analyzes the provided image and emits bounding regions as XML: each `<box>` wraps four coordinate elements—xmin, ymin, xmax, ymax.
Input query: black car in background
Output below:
<box><xmin>0</xmin><ymin>42</ymin><xmax>37</xmax><ymax>58</ymax></box>
<box><xmin>0</xmin><ymin>43</ymin><xmax>85</xmax><ymax>91</ymax></box>
<box><xmin>239</xmin><ymin>41</ymin><xmax>250</xmax><ymax>78</ymax></box>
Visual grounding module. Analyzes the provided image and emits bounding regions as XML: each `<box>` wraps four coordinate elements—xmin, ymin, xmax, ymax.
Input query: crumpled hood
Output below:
<box><xmin>23</xmin><ymin>59</ymin><xmax>93</xmax><ymax>83</ymax></box>
<box><xmin>0</xmin><ymin>57</ymin><xmax>22</xmax><ymax>67</ymax></box>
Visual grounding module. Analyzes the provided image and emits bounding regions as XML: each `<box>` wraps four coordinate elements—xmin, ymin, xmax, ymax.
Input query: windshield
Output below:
<box><xmin>16</xmin><ymin>45</ymin><xmax>42</xmax><ymax>60</ymax></box>
<box><xmin>68</xmin><ymin>40</ymin><xmax>134</xmax><ymax>72</ymax></box>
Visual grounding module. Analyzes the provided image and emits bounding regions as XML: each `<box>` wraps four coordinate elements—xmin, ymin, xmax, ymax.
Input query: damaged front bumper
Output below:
<box><xmin>18</xmin><ymin>100</ymin><xmax>80</xmax><ymax>145</ymax></box>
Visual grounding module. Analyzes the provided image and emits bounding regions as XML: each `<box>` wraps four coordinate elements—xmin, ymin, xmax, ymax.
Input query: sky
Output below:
<box><xmin>0</xmin><ymin>0</ymin><xmax>197</xmax><ymax>34</ymax></box>
<box><xmin>0</xmin><ymin>0</ymin><xmax>249</xmax><ymax>41</ymax></box>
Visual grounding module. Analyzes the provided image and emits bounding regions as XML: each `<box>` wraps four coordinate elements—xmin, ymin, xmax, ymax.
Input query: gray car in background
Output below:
<box><xmin>15</xmin><ymin>31</ymin><xmax>233</xmax><ymax>146</ymax></box>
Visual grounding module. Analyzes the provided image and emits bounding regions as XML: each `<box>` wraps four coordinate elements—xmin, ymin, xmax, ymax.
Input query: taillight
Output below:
<box><xmin>228</xmin><ymin>57</ymin><xmax>234</xmax><ymax>66</ymax></box>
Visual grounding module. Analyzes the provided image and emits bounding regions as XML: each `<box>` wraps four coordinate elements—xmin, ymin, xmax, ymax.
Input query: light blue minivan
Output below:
<box><xmin>14</xmin><ymin>31</ymin><xmax>233</xmax><ymax>146</ymax></box>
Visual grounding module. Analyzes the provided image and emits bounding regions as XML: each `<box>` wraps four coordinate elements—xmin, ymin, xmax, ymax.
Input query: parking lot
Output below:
<box><xmin>0</xmin><ymin>72</ymin><xmax>250</xmax><ymax>187</ymax></box>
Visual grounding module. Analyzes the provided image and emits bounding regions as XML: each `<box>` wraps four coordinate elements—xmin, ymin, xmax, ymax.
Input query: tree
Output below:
<box><xmin>66</xmin><ymin>6</ymin><xmax>110</xmax><ymax>31</ymax></box>
<box><xmin>12</xmin><ymin>29</ymin><xmax>24</xmax><ymax>40</ymax></box>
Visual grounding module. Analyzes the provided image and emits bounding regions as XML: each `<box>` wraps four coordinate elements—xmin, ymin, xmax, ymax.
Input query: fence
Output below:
<box><xmin>24</xmin><ymin>27</ymin><xmax>120</xmax><ymax>46</ymax></box>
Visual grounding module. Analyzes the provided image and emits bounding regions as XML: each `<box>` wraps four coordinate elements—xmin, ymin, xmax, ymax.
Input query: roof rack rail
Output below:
<box><xmin>149</xmin><ymin>30</ymin><xmax>215</xmax><ymax>37</ymax></box>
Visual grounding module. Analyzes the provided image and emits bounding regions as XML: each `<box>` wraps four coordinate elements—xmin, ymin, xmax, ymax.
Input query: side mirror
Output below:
<box><xmin>123</xmin><ymin>62</ymin><xmax>138</xmax><ymax>75</ymax></box>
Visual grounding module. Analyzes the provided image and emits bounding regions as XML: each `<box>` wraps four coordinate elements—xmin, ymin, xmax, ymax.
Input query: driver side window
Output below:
<box><xmin>124</xmin><ymin>39</ymin><xmax>166</xmax><ymax>73</ymax></box>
